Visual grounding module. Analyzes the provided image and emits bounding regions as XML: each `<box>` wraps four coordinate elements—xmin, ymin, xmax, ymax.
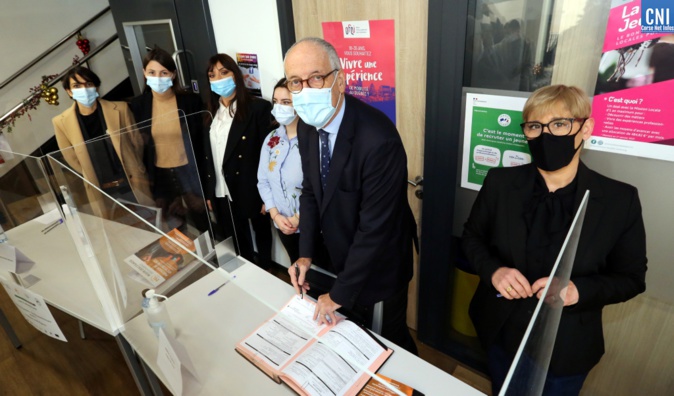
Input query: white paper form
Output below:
<box><xmin>282</xmin><ymin>321</ymin><xmax>386</xmax><ymax>396</ymax></box>
<box><xmin>0</xmin><ymin>278</ymin><xmax>67</xmax><ymax>342</ymax></box>
<box><xmin>240</xmin><ymin>296</ymin><xmax>325</xmax><ymax>368</ymax></box>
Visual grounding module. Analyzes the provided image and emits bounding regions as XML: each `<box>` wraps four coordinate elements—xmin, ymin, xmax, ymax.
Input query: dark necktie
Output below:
<box><xmin>319</xmin><ymin>129</ymin><xmax>331</xmax><ymax>190</ymax></box>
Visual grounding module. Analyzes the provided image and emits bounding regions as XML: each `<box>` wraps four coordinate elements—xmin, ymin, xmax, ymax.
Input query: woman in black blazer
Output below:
<box><xmin>463</xmin><ymin>85</ymin><xmax>647</xmax><ymax>395</ymax></box>
<box><xmin>129</xmin><ymin>48</ymin><xmax>210</xmax><ymax>235</ymax></box>
<box><xmin>202</xmin><ymin>53</ymin><xmax>273</xmax><ymax>269</ymax></box>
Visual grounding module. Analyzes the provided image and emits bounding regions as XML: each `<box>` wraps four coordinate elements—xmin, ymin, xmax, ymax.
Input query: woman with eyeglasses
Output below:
<box><xmin>463</xmin><ymin>85</ymin><xmax>647</xmax><ymax>395</ymax></box>
<box><xmin>129</xmin><ymin>47</ymin><xmax>209</xmax><ymax>234</ymax></box>
<box><xmin>202</xmin><ymin>53</ymin><xmax>273</xmax><ymax>270</ymax></box>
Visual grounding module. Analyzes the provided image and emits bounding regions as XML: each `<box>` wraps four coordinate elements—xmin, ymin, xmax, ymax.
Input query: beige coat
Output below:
<box><xmin>52</xmin><ymin>100</ymin><xmax>154</xmax><ymax>218</ymax></box>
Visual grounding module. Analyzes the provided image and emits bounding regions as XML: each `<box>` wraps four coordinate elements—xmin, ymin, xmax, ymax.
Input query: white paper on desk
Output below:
<box><xmin>0</xmin><ymin>244</ymin><xmax>35</xmax><ymax>274</ymax></box>
<box><xmin>0</xmin><ymin>278</ymin><xmax>67</xmax><ymax>342</ymax></box>
<box><xmin>157</xmin><ymin>328</ymin><xmax>199</xmax><ymax>395</ymax></box>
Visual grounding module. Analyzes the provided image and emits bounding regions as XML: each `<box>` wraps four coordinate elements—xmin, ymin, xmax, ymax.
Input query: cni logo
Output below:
<box><xmin>344</xmin><ymin>24</ymin><xmax>356</xmax><ymax>35</ymax></box>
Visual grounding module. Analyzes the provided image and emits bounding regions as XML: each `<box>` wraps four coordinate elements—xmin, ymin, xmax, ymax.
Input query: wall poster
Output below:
<box><xmin>322</xmin><ymin>20</ymin><xmax>396</xmax><ymax>124</ymax></box>
<box><xmin>590</xmin><ymin>0</ymin><xmax>674</xmax><ymax>161</ymax></box>
<box><xmin>462</xmin><ymin>93</ymin><xmax>530</xmax><ymax>191</ymax></box>
<box><xmin>236</xmin><ymin>53</ymin><xmax>261</xmax><ymax>97</ymax></box>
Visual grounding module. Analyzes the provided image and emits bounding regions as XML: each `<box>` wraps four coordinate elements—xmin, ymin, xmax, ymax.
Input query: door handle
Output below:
<box><xmin>407</xmin><ymin>176</ymin><xmax>423</xmax><ymax>199</ymax></box>
<box><xmin>172</xmin><ymin>49</ymin><xmax>194</xmax><ymax>89</ymax></box>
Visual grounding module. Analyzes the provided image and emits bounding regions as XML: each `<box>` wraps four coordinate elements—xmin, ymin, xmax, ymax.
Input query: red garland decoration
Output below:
<box><xmin>76</xmin><ymin>34</ymin><xmax>90</xmax><ymax>55</ymax></box>
<box><xmin>0</xmin><ymin>74</ymin><xmax>59</xmax><ymax>134</ymax></box>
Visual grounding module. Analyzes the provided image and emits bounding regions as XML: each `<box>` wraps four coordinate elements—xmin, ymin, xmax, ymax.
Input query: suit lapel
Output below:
<box><xmin>507</xmin><ymin>165</ymin><xmax>535</xmax><ymax>272</ymax></box>
<box><xmin>62</xmin><ymin>104</ymin><xmax>82</xmax><ymax>145</ymax></box>
<box><xmin>223</xmin><ymin>109</ymin><xmax>251</xmax><ymax>165</ymax></box>
<box><xmin>100</xmin><ymin>100</ymin><xmax>122</xmax><ymax>155</ymax></box>
<box><xmin>303</xmin><ymin>123</ymin><xmax>323</xmax><ymax>204</ymax></box>
<box><xmin>320</xmin><ymin>98</ymin><xmax>354</xmax><ymax>214</ymax></box>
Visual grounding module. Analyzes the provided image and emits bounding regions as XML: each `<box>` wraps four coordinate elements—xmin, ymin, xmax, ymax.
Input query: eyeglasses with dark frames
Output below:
<box><xmin>520</xmin><ymin>118</ymin><xmax>587</xmax><ymax>139</ymax></box>
<box><xmin>286</xmin><ymin>69</ymin><xmax>338</xmax><ymax>93</ymax></box>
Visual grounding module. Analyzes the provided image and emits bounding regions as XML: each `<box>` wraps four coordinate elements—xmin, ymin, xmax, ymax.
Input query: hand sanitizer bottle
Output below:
<box><xmin>141</xmin><ymin>289</ymin><xmax>176</xmax><ymax>338</ymax></box>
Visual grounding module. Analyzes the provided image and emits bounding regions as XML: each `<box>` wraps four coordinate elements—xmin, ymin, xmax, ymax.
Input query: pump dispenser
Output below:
<box><xmin>141</xmin><ymin>289</ymin><xmax>176</xmax><ymax>338</ymax></box>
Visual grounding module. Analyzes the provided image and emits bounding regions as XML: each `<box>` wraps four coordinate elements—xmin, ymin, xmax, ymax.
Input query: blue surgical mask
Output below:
<box><xmin>271</xmin><ymin>104</ymin><xmax>297</xmax><ymax>126</ymax></box>
<box><xmin>146</xmin><ymin>76</ymin><xmax>173</xmax><ymax>93</ymax></box>
<box><xmin>71</xmin><ymin>87</ymin><xmax>99</xmax><ymax>108</ymax></box>
<box><xmin>291</xmin><ymin>76</ymin><xmax>340</xmax><ymax>128</ymax></box>
<box><xmin>210</xmin><ymin>77</ymin><xmax>236</xmax><ymax>98</ymax></box>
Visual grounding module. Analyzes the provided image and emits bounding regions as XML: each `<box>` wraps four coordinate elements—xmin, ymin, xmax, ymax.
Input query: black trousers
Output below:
<box><xmin>277</xmin><ymin>230</ymin><xmax>300</xmax><ymax>263</ymax></box>
<box><xmin>213</xmin><ymin>197</ymin><xmax>272</xmax><ymax>270</ymax></box>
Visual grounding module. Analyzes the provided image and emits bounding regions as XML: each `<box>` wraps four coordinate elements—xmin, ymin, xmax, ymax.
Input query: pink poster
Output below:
<box><xmin>322</xmin><ymin>20</ymin><xmax>396</xmax><ymax>124</ymax></box>
<box><xmin>591</xmin><ymin>0</ymin><xmax>674</xmax><ymax>161</ymax></box>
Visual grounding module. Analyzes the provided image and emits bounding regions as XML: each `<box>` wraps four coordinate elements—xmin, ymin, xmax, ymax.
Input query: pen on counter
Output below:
<box><xmin>295</xmin><ymin>262</ymin><xmax>303</xmax><ymax>299</ymax></box>
<box><xmin>208</xmin><ymin>275</ymin><xmax>236</xmax><ymax>296</ymax></box>
<box><xmin>42</xmin><ymin>219</ymin><xmax>63</xmax><ymax>234</ymax></box>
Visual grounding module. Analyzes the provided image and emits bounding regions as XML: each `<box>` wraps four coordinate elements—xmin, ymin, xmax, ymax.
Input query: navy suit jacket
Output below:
<box><xmin>298</xmin><ymin>94</ymin><xmax>415</xmax><ymax>309</ymax></box>
<box><xmin>463</xmin><ymin>162</ymin><xmax>647</xmax><ymax>375</ymax></box>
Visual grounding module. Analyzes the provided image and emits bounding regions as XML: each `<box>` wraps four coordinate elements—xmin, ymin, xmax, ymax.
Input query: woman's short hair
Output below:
<box><xmin>522</xmin><ymin>85</ymin><xmax>592</xmax><ymax>120</ymax></box>
<box><xmin>62</xmin><ymin>66</ymin><xmax>101</xmax><ymax>90</ymax></box>
<box><xmin>205</xmin><ymin>53</ymin><xmax>251</xmax><ymax>121</ymax></box>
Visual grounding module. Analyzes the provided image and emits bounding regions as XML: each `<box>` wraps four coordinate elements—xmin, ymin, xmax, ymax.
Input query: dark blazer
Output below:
<box><xmin>298</xmin><ymin>94</ymin><xmax>415</xmax><ymax>310</ymax></box>
<box><xmin>463</xmin><ymin>162</ymin><xmax>647</xmax><ymax>375</ymax></box>
<box><xmin>202</xmin><ymin>97</ymin><xmax>273</xmax><ymax>217</ymax></box>
<box><xmin>129</xmin><ymin>90</ymin><xmax>205</xmax><ymax>197</ymax></box>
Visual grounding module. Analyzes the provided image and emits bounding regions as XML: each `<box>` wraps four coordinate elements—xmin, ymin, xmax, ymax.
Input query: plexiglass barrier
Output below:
<box><xmin>0</xmin><ymin>150</ymin><xmax>112</xmax><ymax>333</ymax></box>
<box><xmin>501</xmin><ymin>191</ymin><xmax>590</xmax><ymax>396</ymax></box>
<box><xmin>1</xmin><ymin>110</ymin><xmax>472</xmax><ymax>395</ymax></box>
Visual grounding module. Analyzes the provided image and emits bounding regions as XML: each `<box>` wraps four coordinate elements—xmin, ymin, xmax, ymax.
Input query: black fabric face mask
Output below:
<box><xmin>527</xmin><ymin>129</ymin><xmax>583</xmax><ymax>171</ymax></box>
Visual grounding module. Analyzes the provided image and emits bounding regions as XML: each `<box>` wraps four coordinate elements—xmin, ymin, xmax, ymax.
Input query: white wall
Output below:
<box><xmin>208</xmin><ymin>0</ymin><xmax>291</xmax><ymax>266</ymax></box>
<box><xmin>208</xmin><ymin>0</ymin><xmax>286</xmax><ymax>101</ymax></box>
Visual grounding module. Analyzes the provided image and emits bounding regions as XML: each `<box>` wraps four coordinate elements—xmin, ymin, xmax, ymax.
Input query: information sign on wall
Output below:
<box><xmin>322</xmin><ymin>20</ymin><xmax>396</xmax><ymax>124</ymax></box>
<box><xmin>461</xmin><ymin>93</ymin><xmax>530</xmax><ymax>191</ymax></box>
<box><xmin>591</xmin><ymin>0</ymin><xmax>674</xmax><ymax>162</ymax></box>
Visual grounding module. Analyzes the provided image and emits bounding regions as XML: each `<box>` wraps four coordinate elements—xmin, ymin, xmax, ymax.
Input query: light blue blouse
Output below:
<box><xmin>257</xmin><ymin>126</ymin><xmax>302</xmax><ymax>230</ymax></box>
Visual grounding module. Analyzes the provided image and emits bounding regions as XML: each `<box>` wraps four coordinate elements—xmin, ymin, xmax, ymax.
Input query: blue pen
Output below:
<box><xmin>496</xmin><ymin>293</ymin><xmax>503</xmax><ymax>298</ymax></box>
<box><xmin>208</xmin><ymin>275</ymin><xmax>236</xmax><ymax>296</ymax></box>
<box><xmin>42</xmin><ymin>219</ymin><xmax>63</xmax><ymax>234</ymax></box>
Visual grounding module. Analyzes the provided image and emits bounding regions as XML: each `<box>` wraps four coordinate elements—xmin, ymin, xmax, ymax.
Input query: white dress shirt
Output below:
<box><xmin>209</xmin><ymin>102</ymin><xmax>236</xmax><ymax>199</ymax></box>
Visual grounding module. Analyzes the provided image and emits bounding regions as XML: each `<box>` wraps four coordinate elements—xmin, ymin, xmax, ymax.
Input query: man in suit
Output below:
<box><xmin>53</xmin><ymin>66</ymin><xmax>153</xmax><ymax>218</ymax></box>
<box><xmin>285</xmin><ymin>37</ymin><xmax>417</xmax><ymax>354</ymax></box>
<box><xmin>463</xmin><ymin>85</ymin><xmax>647</xmax><ymax>394</ymax></box>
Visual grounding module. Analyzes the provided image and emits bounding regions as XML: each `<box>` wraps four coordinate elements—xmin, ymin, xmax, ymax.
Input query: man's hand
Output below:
<box><xmin>532</xmin><ymin>277</ymin><xmax>579</xmax><ymax>307</ymax></box>
<box><xmin>289</xmin><ymin>257</ymin><xmax>311</xmax><ymax>296</ymax></box>
<box><xmin>314</xmin><ymin>293</ymin><xmax>341</xmax><ymax>326</ymax></box>
<box><xmin>492</xmin><ymin>267</ymin><xmax>533</xmax><ymax>299</ymax></box>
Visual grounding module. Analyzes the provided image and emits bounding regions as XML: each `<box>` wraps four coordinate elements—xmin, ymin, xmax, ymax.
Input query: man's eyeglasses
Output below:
<box><xmin>520</xmin><ymin>118</ymin><xmax>587</xmax><ymax>139</ymax></box>
<box><xmin>286</xmin><ymin>69</ymin><xmax>338</xmax><ymax>94</ymax></box>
